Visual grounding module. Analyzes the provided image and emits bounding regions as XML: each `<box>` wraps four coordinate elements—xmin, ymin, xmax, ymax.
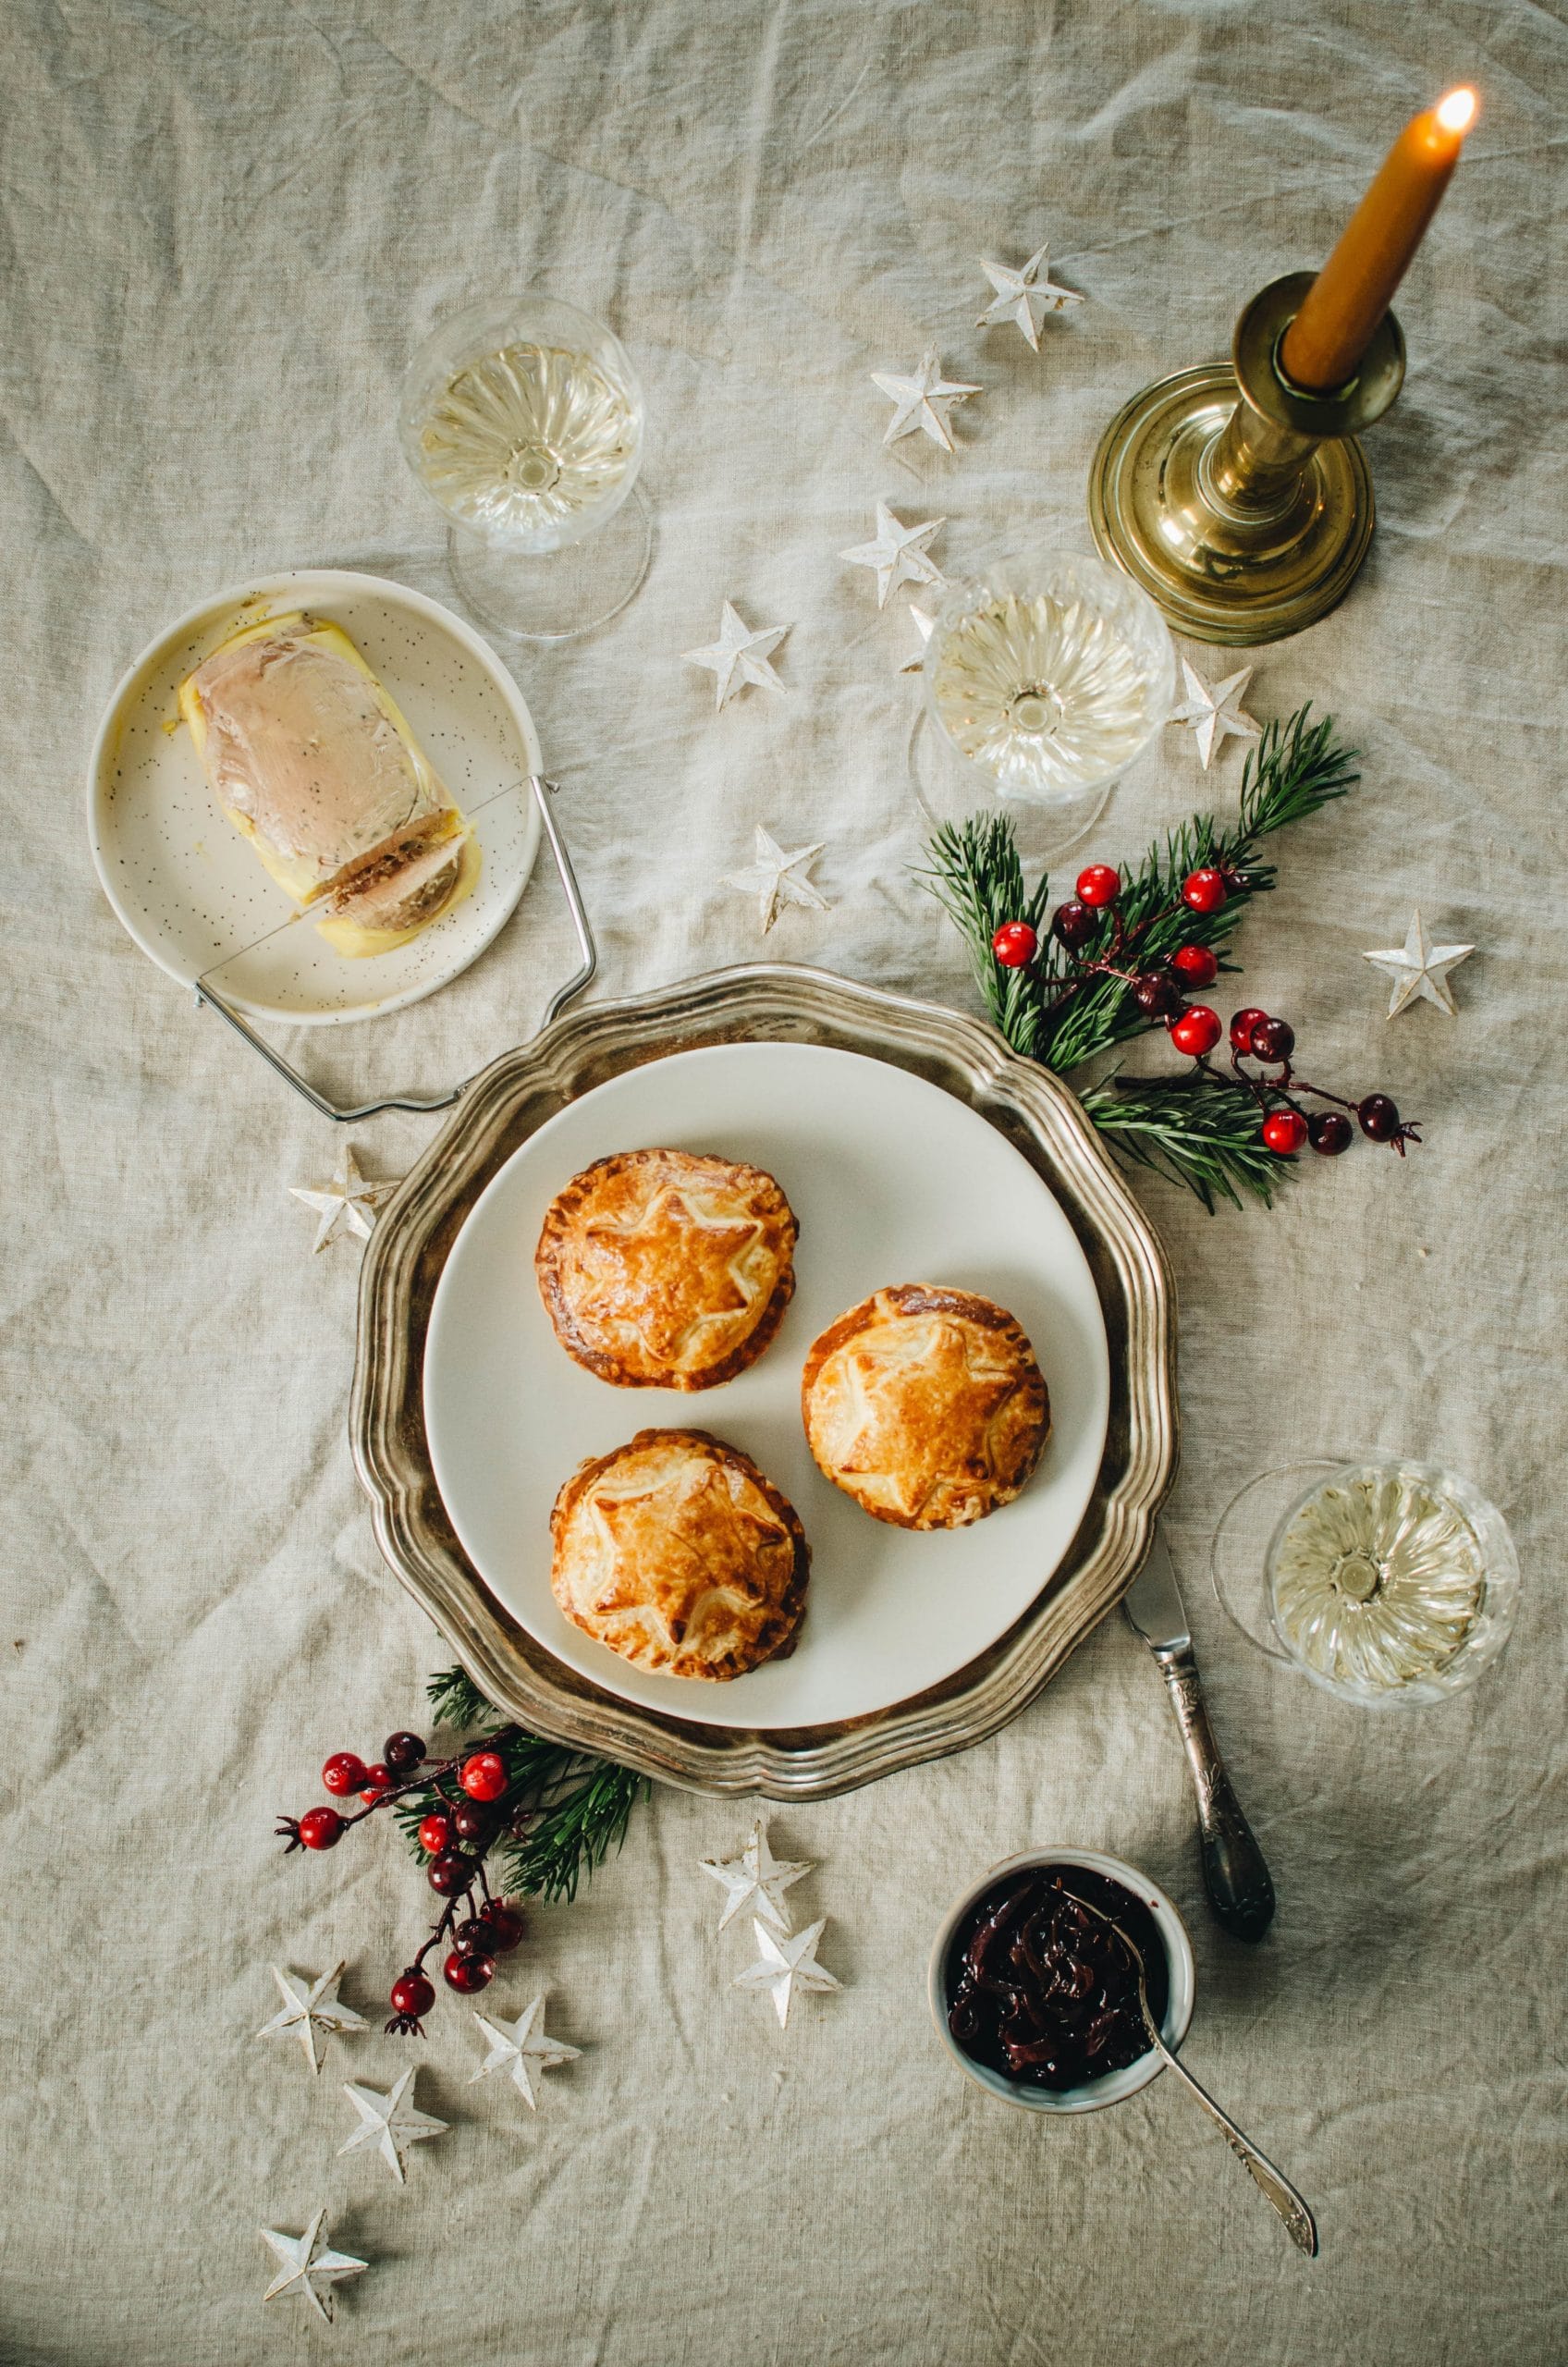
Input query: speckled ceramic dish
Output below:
<box><xmin>87</xmin><ymin>569</ymin><xmax>542</xmax><ymax>1025</ymax></box>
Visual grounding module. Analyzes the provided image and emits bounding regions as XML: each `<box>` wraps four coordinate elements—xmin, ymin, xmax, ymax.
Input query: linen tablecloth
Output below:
<box><xmin>4</xmin><ymin>3</ymin><xmax>1564</xmax><ymax>2359</ymax></box>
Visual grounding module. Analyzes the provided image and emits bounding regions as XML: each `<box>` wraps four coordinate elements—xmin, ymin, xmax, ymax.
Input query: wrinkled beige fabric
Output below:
<box><xmin>3</xmin><ymin>2</ymin><xmax>1563</xmax><ymax>2361</ymax></box>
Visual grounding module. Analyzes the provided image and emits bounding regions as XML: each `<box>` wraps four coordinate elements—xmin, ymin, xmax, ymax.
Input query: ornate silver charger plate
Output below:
<box><xmin>351</xmin><ymin>965</ymin><xmax>1178</xmax><ymax>1798</ymax></box>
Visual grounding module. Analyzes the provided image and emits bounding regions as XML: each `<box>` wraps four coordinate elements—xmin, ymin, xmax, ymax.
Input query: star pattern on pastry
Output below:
<box><xmin>469</xmin><ymin>1995</ymin><xmax>582</xmax><ymax>2111</ymax></box>
<box><xmin>337</xmin><ymin>2067</ymin><xmax>447</xmax><ymax>2183</ymax></box>
<box><xmin>255</xmin><ymin>1962</ymin><xmax>369</xmax><ymax>2074</ymax></box>
<box><xmin>839</xmin><ymin>502</ymin><xmax>946</xmax><ymax>608</ymax></box>
<box><xmin>681</xmin><ymin>601</ymin><xmax>790</xmax><ymax>708</ymax></box>
<box><xmin>870</xmin><ymin>350</ymin><xmax>983</xmax><ymax>451</ymax></box>
<box><xmin>838</xmin><ymin>1320</ymin><xmax>1020</xmax><ymax>1523</ymax></box>
<box><xmin>288</xmin><ymin>1145</ymin><xmax>399</xmax><ymax>1254</ymax></box>
<box><xmin>1362</xmin><ymin>908</ymin><xmax>1476</xmax><ymax>1018</ymax></box>
<box><xmin>726</xmin><ymin>824</ymin><xmax>830</xmax><ymax>933</ymax></box>
<box><xmin>591</xmin><ymin>1463</ymin><xmax>783</xmax><ymax>1632</ymax></box>
<box><xmin>1167</xmin><ymin>657</ymin><xmax>1263</xmax><ymax>769</ymax></box>
<box><xmin>895</xmin><ymin>602</ymin><xmax>937</xmax><ymax>675</ymax></box>
<box><xmin>701</xmin><ymin>1819</ymin><xmax>813</xmax><ymax>1933</ymax></box>
<box><xmin>732</xmin><ymin>1916</ymin><xmax>841</xmax><ymax>2029</ymax></box>
<box><xmin>976</xmin><ymin>245</ymin><xmax>1083</xmax><ymax>349</ymax></box>
<box><xmin>579</xmin><ymin>1188</ymin><xmax>759</xmax><ymax>1361</ymax></box>
<box><xmin>259</xmin><ymin>2209</ymin><xmax>369</xmax><ymax>2323</ymax></box>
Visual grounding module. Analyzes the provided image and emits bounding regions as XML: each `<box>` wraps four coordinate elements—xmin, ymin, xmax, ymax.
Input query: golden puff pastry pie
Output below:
<box><xmin>801</xmin><ymin>1284</ymin><xmax>1050</xmax><ymax>1531</ymax></box>
<box><xmin>549</xmin><ymin>1429</ymin><xmax>809</xmax><ymax>1681</ymax></box>
<box><xmin>178</xmin><ymin>612</ymin><xmax>478</xmax><ymax>958</ymax></box>
<box><xmin>535</xmin><ymin>1149</ymin><xmax>797</xmax><ymax>1390</ymax></box>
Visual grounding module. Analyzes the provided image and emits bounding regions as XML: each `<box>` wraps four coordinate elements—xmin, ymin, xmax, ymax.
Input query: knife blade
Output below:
<box><xmin>1124</xmin><ymin>1528</ymin><xmax>1276</xmax><ymax>1943</ymax></box>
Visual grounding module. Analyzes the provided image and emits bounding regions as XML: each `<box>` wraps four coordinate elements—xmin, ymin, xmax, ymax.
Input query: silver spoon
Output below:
<box><xmin>1078</xmin><ymin>1895</ymin><xmax>1319</xmax><ymax>2257</ymax></box>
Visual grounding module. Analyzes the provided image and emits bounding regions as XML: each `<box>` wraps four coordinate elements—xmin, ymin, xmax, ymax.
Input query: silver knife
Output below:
<box><xmin>1123</xmin><ymin>1528</ymin><xmax>1276</xmax><ymax>1943</ymax></box>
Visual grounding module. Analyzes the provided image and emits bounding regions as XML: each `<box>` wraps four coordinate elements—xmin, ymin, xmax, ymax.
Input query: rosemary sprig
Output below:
<box><xmin>1077</xmin><ymin>1071</ymin><xmax>1283</xmax><ymax>1213</ymax></box>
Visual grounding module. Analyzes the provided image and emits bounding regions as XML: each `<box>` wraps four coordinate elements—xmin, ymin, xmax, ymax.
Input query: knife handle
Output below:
<box><xmin>1156</xmin><ymin>1644</ymin><xmax>1276</xmax><ymax>1944</ymax></box>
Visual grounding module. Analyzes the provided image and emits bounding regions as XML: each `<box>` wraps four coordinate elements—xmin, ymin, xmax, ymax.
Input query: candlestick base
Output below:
<box><xmin>1087</xmin><ymin>274</ymin><xmax>1404</xmax><ymax>646</ymax></box>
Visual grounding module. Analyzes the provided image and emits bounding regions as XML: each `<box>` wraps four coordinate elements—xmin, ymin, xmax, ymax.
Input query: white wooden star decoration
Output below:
<box><xmin>682</xmin><ymin>600</ymin><xmax>790</xmax><ymax>709</ymax></box>
<box><xmin>259</xmin><ymin>2209</ymin><xmax>369</xmax><ymax>2323</ymax></box>
<box><xmin>870</xmin><ymin>349</ymin><xmax>982</xmax><ymax>451</ymax></box>
<box><xmin>976</xmin><ymin>245</ymin><xmax>1083</xmax><ymax>349</ymax></box>
<box><xmin>732</xmin><ymin>1916</ymin><xmax>841</xmax><ymax>2030</ymax></box>
<box><xmin>338</xmin><ymin>2067</ymin><xmax>448</xmax><ymax>2183</ymax></box>
<box><xmin>725</xmin><ymin>825</ymin><xmax>830</xmax><ymax>934</ymax></box>
<box><xmin>256</xmin><ymin>1962</ymin><xmax>368</xmax><ymax>2074</ymax></box>
<box><xmin>288</xmin><ymin>1144</ymin><xmax>400</xmax><ymax>1254</ymax></box>
<box><xmin>839</xmin><ymin>501</ymin><xmax>946</xmax><ymax>608</ymax></box>
<box><xmin>469</xmin><ymin>1994</ymin><xmax>582</xmax><ymax>2111</ymax></box>
<box><xmin>895</xmin><ymin>602</ymin><xmax>937</xmax><ymax>675</ymax></box>
<box><xmin>1167</xmin><ymin>657</ymin><xmax>1263</xmax><ymax>769</ymax></box>
<box><xmin>701</xmin><ymin>1819</ymin><xmax>813</xmax><ymax>1933</ymax></box>
<box><xmin>1362</xmin><ymin>908</ymin><xmax>1476</xmax><ymax>1018</ymax></box>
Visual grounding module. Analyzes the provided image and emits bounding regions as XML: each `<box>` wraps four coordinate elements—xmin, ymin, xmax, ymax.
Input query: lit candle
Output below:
<box><xmin>1280</xmin><ymin>88</ymin><xmax>1476</xmax><ymax>394</ymax></box>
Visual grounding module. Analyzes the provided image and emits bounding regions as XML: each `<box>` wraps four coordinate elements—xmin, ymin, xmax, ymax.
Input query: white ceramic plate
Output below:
<box><xmin>423</xmin><ymin>1043</ymin><xmax>1112</xmax><ymax>1729</ymax></box>
<box><xmin>87</xmin><ymin>569</ymin><xmax>542</xmax><ymax>1025</ymax></box>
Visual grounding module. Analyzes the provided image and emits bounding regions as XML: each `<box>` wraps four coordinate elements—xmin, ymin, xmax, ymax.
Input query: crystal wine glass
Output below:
<box><xmin>913</xmin><ymin>553</ymin><xmax>1174</xmax><ymax>861</ymax></box>
<box><xmin>399</xmin><ymin>293</ymin><xmax>649</xmax><ymax>644</ymax></box>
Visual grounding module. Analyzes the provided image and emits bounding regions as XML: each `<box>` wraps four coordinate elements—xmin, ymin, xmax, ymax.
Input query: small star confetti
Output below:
<box><xmin>725</xmin><ymin>826</ymin><xmax>830</xmax><ymax>934</ymax></box>
<box><xmin>701</xmin><ymin>1820</ymin><xmax>813</xmax><ymax>1933</ymax></box>
<box><xmin>1167</xmin><ymin>657</ymin><xmax>1263</xmax><ymax>769</ymax></box>
<box><xmin>256</xmin><ymin>1963</ymin><xmax>368</xmax><ymax>2075</ymax></box>
<box><xmin>337</xmin><ymin>2067</ymin><xmax>447</xmax><ymax>2183</ymax></box>
<box><xmin>259</xmin><ymin>2210</ymin><xmax>368</xmax><ymax>2324</ymax></box>
<box><xmin>1362</xmin><ymin>908</ymin><xmax>1476</xmax><ymax>1018</ymax></box>
<box><xmin>870</xmin><ymin>349</ymin><xmax>982</xmax><ymax>451</ymax></box>
<box><xmin>895</xmin><ymin>602</ymin><xmax>938</xmax><ymax>675</ymax></box>
<box><xmin>288</xmin><ymin>1144</ymin><xmax>400</xmax><ymax>1254</ymax></box>
<box><xmin>682</xmin><ymin>600</ymin><xmax>790</xmax><ymax>708</ymax></box>
<box><xmin>733</xmin><ymin>1916</ymin><xmax>841</xmax><ymax>2030</ymax></box>
<box><xmin>469</xmin><ymin>1995</ymin><xmax>582</xmax><ymax>2112</ymax></box>
<box><xmin>839</xmin><ymin>501</ymin><xmax>946</xmax><ymax>608</ymax></box>
<box><xmin>976</xmin><ymin>245</ymin><xmax>1083</xmax><ymax>350</ymax></box>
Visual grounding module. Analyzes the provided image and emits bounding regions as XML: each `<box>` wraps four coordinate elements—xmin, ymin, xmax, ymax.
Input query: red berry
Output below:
<box><xmin>443</xmin><ymin>1950</ymin><xmax>496</xmax><ymax>1993</ymax></box>
<box><xmin>1075</xmin><ymin>864</ymin><xmax>1121</xmax><ymax>909</ymax></box>
<box><xmin>485</xmin><ymin>1901</ymin><xmax>525</xmax><ymax>1953</ymax></box>
<box><xmin>321</xmin><ymin>1751</ymin><xmax>367</xmax><ymax>1797</ymax></box>
<box><xmin>1182</xmin><ymin>867</ymin><xmax>1227</xmax><ymax>914</ymax></box>
<box><xmin>1170</xmin><ymin>944</ymin><xmax>1218</xmax><ymax>987</ymax></box>
<box><xmin>455</xmin><ymin>1917</ymin><xmax>498</xmax><ymax>1959</ymax></box>
<box><xmin>1250</xmin><ymin>1016</ymin><xmax>1295</xmax><ymax>1064</ymax></box>
<box><xmin>1357</xmin><ymin>1094</ymin><xmax>1401</xmax><ymax>1142</ymax></box>
<box><xmin>1051</xmin><ymin>900</ymin><xmax>1097</xmax><ymax>950</ymax></box>
<box><xmin>1309</xmin><ymin>1112</ymin><xmax>1354</xmax><ymax>1156</ymax></box>
<box><xmin>1169</xmin><ymin>1004</ymin><xmax>1221</xmax><ymax>1059</ymax></box>
<box><xmin>418</xmin><ymin>1812</ymin><xmax>454</xmax><ymax>1856</ymax></box>
<box><xmin>990</xmin><ymin>921</ymin><xmax>1038</xmax><ymax>969</ymax></box>
<box><xmin>389</xmin><ymin>1969</ymin><xmax>435</xmax><ymax>2019</ymax></box>
<box><xmin>361</xmin><ymin>1762</ymin><xmax>394</xmax><ymax>1798</ymax></box>
<box><xmin>297</xmin><ymin>1806</ymin><xmax>344</xmax><ymax>1850</ymax></box>
<box><xmin>460</xmin><ymin>1750</ymin><xmax>508</xmax><ymax>1803</ymax></box>
<box><xmin>1229</xmin><ymin>1005</ymin><xmax>1268</xmax><ymax>1054</ymax></box>
<box><xmin>383</xmin><ymin>1732</ymin><xmax>425</xmax><ymax>1773</ymax></box>
<box><xmin>1132</xmin><ymin>971</ymin><xmax>1182</xmax><ymax>1020</ymax></box>
<box><xmin>1262</xmin><ymin>1110</ymin><xmax>1308</xmax><ymax>1155</ymax></box>
<box><xmin>450</xmin><ymin>1799</ymin><xmax>495</xmax><ymax>1846</ymax></box>
<box><xmin>427</xmin><ymin>1848</ymin><xmax>473</xmax><ymax>1896</ymax></box>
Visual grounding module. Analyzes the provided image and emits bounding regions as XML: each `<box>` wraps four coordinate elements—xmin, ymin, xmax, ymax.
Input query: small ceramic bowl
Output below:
<box><xmin>927</xmin><ymin>1846</ymin><xmax>1196</xmax><ymax>2116</ymax></box>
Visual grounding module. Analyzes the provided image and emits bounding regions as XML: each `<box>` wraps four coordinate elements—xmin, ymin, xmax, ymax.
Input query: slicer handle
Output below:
<box><xmin>1156</xmin><ymin>1643</ymin><xmax>1276</xmax><ymax>1943</ymax></box>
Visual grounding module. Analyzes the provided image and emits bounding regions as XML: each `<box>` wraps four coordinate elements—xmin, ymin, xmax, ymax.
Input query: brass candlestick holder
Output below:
<box><xmin>1087</xmin><ymin>272</ymin><xmax>1405</xmax><ymax>645</ymax></box>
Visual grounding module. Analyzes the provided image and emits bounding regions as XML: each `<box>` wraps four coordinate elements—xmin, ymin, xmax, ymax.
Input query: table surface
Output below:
<box><xmin>5</xmin><ymin>3</ymin><xmax>1564</xmax><ymax>2361</ymax></box>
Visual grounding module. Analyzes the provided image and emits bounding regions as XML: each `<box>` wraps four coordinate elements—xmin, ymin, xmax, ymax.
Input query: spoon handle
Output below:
<box><xmin>1154</xmin><ymin>2041</ymin><xmax>1318</xmax><ymax>2256</ymax></box>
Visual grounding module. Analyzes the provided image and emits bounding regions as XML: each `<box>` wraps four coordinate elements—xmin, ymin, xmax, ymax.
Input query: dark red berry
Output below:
<box><xmin>1169</xmin><ymin>1004</ymin><xmax>1222</xmax><ymax>1059</ymax></box>
<box><xmin>1358</xmin><ymin>1094</ymin><xmax>1401</xmax><ymax>1142</ymax></box>
<box><xmin>297</xmin><ymin>1806</ymin><xmax>344</xmax><ymax>1850</ymax></box>
<box><xmin>1229</xmin><ymin>1005</ymin><xmax>1268</xmax><ymax>1053</ymax></box>
<box><xmin>1132</xmin><ymin>971</ymin><xmax>1183</xmax><ymax>1020</ymax></box>
<box><xmin>990</xmin><ymin>921</ymin><xmax>1038</xmax><ymax>969</ymax></box>
<box><xmin>1262</xmin><ymin>1110</ymin><xmax>1308</xmax><ymax>1155</ymax></box>
<box><xmin>1182</xmin><ymin>867</ymin><xmax>1227</xmax><ymax>914</ymax></box>
<box><xmin>460</xmin><ymin>1750</ymin><xmax>508</xmax><ymax>1803</ymax></box>
<box><xmin>450</xmin><ymin>1799</ymin><xmax>495</xmax><ymax>1846</ymax></box>
<box><xmin>1075</xmin><ymin>864</ymin><xmax>1121</xmax><ymax>909</ymax></box>
<box><xmin>418</xmin><ymin>1812</ymin><xmax>454</xmax><ymax>1856</ymax></box>
<box><xmin>443</xmin><ymin>1950</ymin><xmax>496</xmax><ymax>1993</ymax></box>
<box><xmin>485</xmin><ymin>1901</ymin><xmax>525</xmax><ymax>1953</ymax></box>
<box><xmin>1250</xmin><ymin>1016</ymin><xmax>1295</xmax><ymax>1064</ymax></box>
<box><xmin>455</xmin><ymin>1917</ymin><xmax>499</xmax><ymax>1959</ymax></box>
<box><xmin>427</xmin><ymin>1848</ymin><xmax>473</xmax><ymax>1896</ymax></box>
<box><xmin>1309</xmin><ymin>1111</ymin><xmax>1354</xmax><ymax>1156</ymax></box>
<box><xmin>1051</xmin><ymin>900</ymin><xmax>1097</xmax><ymax>950</ymax></box>
<box><xmin>321</xmin><ymin>1751</ymin><xmax>367</xmax><ymax>1797</ymax></box>
<box><xmin>389</xmin><ymin>1969</ymin><xmax>435</xmax><ymax>2019</ymax></box>
<box><xmin>383</xmin><ymin>1732</ymin><xmax>426</xmax><ymax>1773</ymax></box>
<box><xmin>361</xmin><ymin>1762</ymin><xmax>394</xmax><ymax>1798</ymax></box>
<box><xmin>1170</xmin><ymin>944</ymin><xmax>1218</xmax><ymax>987</ymax></box>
